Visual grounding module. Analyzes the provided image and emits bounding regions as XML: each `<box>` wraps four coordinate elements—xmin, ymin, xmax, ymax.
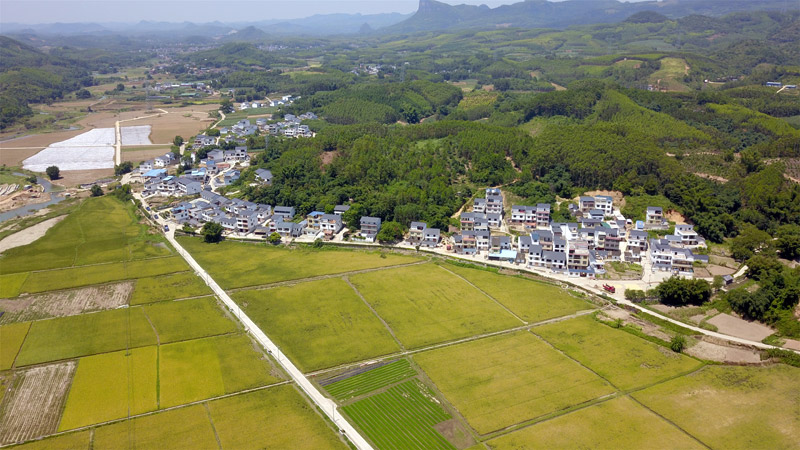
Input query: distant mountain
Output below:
<box><xmin>386</xmin><ymin>0</ymin><xmax>798</xmax><ymax>33</ymax></box>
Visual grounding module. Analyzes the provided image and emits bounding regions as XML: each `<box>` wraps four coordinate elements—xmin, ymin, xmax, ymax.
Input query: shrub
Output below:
<box><xmin>670</xmin><ymin>335</ymin><xmax>686</xmax><ymax>353</ymax></box>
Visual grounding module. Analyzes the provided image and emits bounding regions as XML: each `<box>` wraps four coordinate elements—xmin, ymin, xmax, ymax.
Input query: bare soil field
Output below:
<box><xmin>0</xmin><ymin>148</ymin><xmax>47</xmax><ymax>167</ymax></box>
<box><xmin>124</xmin><ymin>105</ymin><xmax>218</xmax><ymax>143</ymax></box>
<box><xmin>582</xmin><ymin>190</ymin><xmax>625</xmax><ymax>208</ymax></box>
<box><xmin>0</xmin><ymin>361</ymin><xmax>76</xmax><ymax>445</ymax></box>
<box><xmin>0</xmin><ymin>216</ymin><xmax>65</xmax><ymax>253</ymax></box>
<box><xmin>55</xmin><ymin>169</ymin><xmax>115</xmax><ymax>188</ymax></box>
<box><xmin>707</xmin><ymin>313</ymin><xmax>774</xmax><ymax>342</ymax></box>
<box><xmin>0</xmin><ymin>281</ymin><xmax>133</xmax><ymax>323</ymax></box>
<box><xmin>686</xmin><ymin>339</ymin><xmax>761</xmax><ymax>364</ymax></box>
<box><xmin>666</xmin><ymin>210</ymin><xmax>688</xmax><ymax>225</ymax></box>
<box><xmin>783</xmin><ymin>339</ymin><xmax>800</xmax><ymax>351</ymax></box>
<box><xmin>122</xmin><ymin>148</ymin><xmax>172</xmax><ymax>164</ymax></box>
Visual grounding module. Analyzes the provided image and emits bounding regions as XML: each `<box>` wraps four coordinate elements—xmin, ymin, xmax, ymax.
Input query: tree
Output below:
<box><xmin>90</xmin><ymin>184</ymin><xmax>103</xmax><ymax>197</ymax></box>
<box><xmin>376</xmin><ymin>221</ymin><xmax>405</xmax><ymax>243</ymax></box>
<box><xmin>776</xmin><ymin>224</ymin><xmax>800</xmax><ymax>260</ymax></box>
<box><xmin>116</xmin><ymin>83</ymin><xmax>125</xmax><ymax>92</ymax></box>
<box><xmin>220</xmin><ymin>99</ymin><xmax>234</xmax><ymax>114</ymax></box>
<box><xmin>207</xmin><ymin>128</ymin><xmax>221</xmax><ymax>137</ymax></box>
<box><xmin>712</xmin><ymin>275</ymin><xmax>724</xmax><ymax>292</ymax></box>
<box><xmin>76</xmin><ymin>89</ymin><xmax>91</xmax><ymax>99</ymax></box>
<box><xmin>655</xmin><ymin>276</ymin><xmax>711</xmax><ymax>306</ymax></box>
<box><xmin>268</xmin><ymin>232</ymin><xmax>282</xmax><ymax>244</ymax></box>
<box><xmin>670</xmin><ymin>335</ymin><xmax>686</xmax><ymax>353</ymax></box>
<box><xmin>114</xmin><ymin>161</ymin><xmax>133</xmax><ymax>176</ymax></box>
<box><xmin>182</xmin><ymin>224</ymin><xmax>195</xmax><ymax>235</ymax></box>
<box><xmin>25</xmin><ymin>175</ymin><xmax>37</xmax><ymax>184</ymax></box>
<box><xmin>45</xmin><ymin>166</ymin><xmax>60</xmax><ymax>180</ymax></box>
<box><xmin>201</xmin><ymin>222</ymin><xmax>224</xmax><ymax>243</ymax></box>
<box><xmin>173</xmin><ymin>135</ymin><xmax>184</xmax><ymax>146</ymax></box>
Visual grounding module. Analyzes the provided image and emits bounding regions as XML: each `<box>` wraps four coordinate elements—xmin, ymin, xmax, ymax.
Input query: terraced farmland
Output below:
<box><xmin>324</xmin><ymin>359</ymin><xmax>417</xmax><ymax>401</ymax></box>
<box><xmin>343</xmin><ymin>380</ymin><xmax>455</xmax><ymax>450</ymax></box>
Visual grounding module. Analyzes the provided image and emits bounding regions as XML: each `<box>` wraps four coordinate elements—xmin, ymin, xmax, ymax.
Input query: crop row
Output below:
<box><xmin>325</xmin><ymin>359</ymin><xmax>417</xmax><ymax>400</ymax></box>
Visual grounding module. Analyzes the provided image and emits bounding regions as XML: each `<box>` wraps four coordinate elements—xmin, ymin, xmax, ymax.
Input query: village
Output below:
<box><xmin>134</xmin><ymin>142</ymin><xmax>711</xmax><ymax>286</ymax></box>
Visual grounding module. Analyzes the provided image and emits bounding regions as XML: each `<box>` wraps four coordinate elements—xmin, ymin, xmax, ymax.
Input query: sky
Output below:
<box><xmin>0</xmin><ymin>0</ymin><xmax>649</xmax><ymax>25</ymax></box>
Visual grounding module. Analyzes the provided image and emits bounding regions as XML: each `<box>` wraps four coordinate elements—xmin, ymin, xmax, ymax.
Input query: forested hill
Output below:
<box><xmin>387</xmin><ymin>0</ymin><xmax>798</xmax><ymax>33</ymax></box>
<box><xmin>0</xmin><ymin>36</ymin><xmax>93</xmax><ymax>129</ymax></box>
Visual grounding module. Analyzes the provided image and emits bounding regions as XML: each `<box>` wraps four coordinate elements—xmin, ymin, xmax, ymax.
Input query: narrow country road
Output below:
<box><xmin>163</xmin><ymin>229</ymin><xmax>374</xmax><ymax>450</ymax></box>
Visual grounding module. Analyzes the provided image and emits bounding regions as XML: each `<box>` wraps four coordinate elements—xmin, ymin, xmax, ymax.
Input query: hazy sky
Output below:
<box><xmin>1</xmin><ymin>0</ymin><xmax>648</xmax><ymax>24</ymax></box>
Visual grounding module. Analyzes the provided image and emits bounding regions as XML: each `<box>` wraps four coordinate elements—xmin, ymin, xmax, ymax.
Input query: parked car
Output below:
<box><xmin>164</xmin><ymin>225</ymin><xmax>169</xmax><ymax>231</ymax></box>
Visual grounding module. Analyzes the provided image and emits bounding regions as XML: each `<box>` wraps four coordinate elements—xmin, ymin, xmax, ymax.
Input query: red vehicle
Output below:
<box><xmin>602</xmin><ymin>284</ymin><xmax>616</xmax><ymax>294</ymax></box>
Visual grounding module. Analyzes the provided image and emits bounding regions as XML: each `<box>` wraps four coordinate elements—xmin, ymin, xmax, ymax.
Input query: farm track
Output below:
<box><xmin>226</xmin><ymin>260</ymin><xmax>428</xmax><ymax>293</ymax></box>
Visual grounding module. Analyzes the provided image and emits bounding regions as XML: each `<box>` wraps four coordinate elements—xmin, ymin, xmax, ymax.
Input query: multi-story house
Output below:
<box><xmin>409</xmin><ymin>222</ymin><xmax>427</xmax><ymax>244</ymax></box>
<box><xmin>360</xmin><ymin>216</ymin><xmax>381</xmax><ymax>242</ymax></box>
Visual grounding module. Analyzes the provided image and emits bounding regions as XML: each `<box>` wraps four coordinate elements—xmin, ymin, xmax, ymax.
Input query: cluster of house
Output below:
<box><xmin>140</xmin><ymin>146</ymin><xmax>253</xmax><ymax>196</ymax></box>
<box><xmin>765</xmin><ymin>82</ymin><xmax>797</xmax><ymax>89</ymax></box>
<box><xmin>217</xmin><ymin>113</ymin><xmax>316</xmax><ymax>140</ymax></box>
<box><xmin>448</xmin><ymin>189</ymin><xmax>708</xmax><ymax>278</ymax></box>
<box><xmin>139</xmin><ymin>152</ymin><xmax>179</xmax><ymax>172</ymax></box>
<box><xmin>238</xmin><ymin>95</ymin><xmax>295</xmax><ymax>110</ymax></box>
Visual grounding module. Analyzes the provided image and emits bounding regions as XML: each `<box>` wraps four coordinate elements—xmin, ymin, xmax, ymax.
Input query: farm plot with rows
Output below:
<box><xmin>413</xmin><ymin>331</ymin><xmax>614</xmax><ymax>435</ymax></box>
<box><xmin>178</xmin><ymin>235</ymin><xmax>419</xmax><ymax>289</ymax></box>
<box><xmin>350</xmin><ymin>263</ymin><xmax>522</xmax><ymax>349</ymax></box>
<box><xmin>442</xmin><ymin>263</ymin><xmax>593</xmax><ymax>323</ymax></box>
<box><xmin>0</xmin><ymin>281</ymin><xmax>133</xmax><ymax>324</ymax></box>
<box><xmin>533</xmin><ymin>315</ymin><xmax>704</xmax><ymax>390</ymax></box>
<box><xmin>323</xmin><ymin>359</ymin><xmax>417</xmax><ymax>401</ymax></box>
<box><xmin>233</xmin><ymin>277</ymin><xmax>401</xmax><ymax>372</ymax></box>
<box><xmin>342</xmin><ymin>380</ymin><xmax>461</xmax><ymax>450</ymax></box>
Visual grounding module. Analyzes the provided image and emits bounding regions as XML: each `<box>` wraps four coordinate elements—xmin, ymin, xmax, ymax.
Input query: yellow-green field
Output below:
<box><xmin>633</xmin><ymin>365</ymin><xmax>800</xmax><ymax>449</ymax></box>
<box><xmin>159</xmin><ymin>334</ymin><xmax>282</xmax><ymax>408</ymax></box>
<box><xmin>59</xmin><ymin>347</ymin><xmax>158</xmax><ymax>430</ymax></box>
<box><xmin>443</xmin><ymin>263</ymin><xmax>592</xmax><ymax>322</ymax></box>
<box><xmin>233</xmin><ymin>278</ymin><xmax>401</xmax><ymax>372</ymax></box>
<box><xmin>143</xmin><ymin>296</ymin><xmax>237</xmax><ymax>343</ymax></box>
<box><xmin>15</xmin><ymin>308</ymin><xmax>157</xmax><ymax>367</ymax></box>
<box><xmin>177</xmin><ymin>236</ymin><xmax>419</xmax><ymax>289</ymax></box>
<box><xmin>413</xmin><ymin>331</ymin><xmax>614</xmax><ymax>435</ymax></box>
<box><xmin>533</xmin><ymin>315</ymin><xmax>704</xmax><ymax>390</ymax></box>
<box><xmin>129</xmin><ymin>272</ymin><xmax>212</xmax><ymax>305</ymax></box>
<box><xmin>0</xmin><ymin>273</ymin><xmax>29</xmax><ymax>298</ymax></box>
<box><xmin>11</xmin><ymin>431</ymin><xmax>90</xmax><ymax>450</ymax></box>
<box><xmin>92</xmin><ymin>404</ymin><xmax>219</xmax><ymax>450</ymax></box>
<box><xmin>351</xmin><ymin>264</ymin><xmax>522</xmax><ymax>349</ymax></box>
<box><xmin>649</xmin><ymin>57</ymin><xmax>690</xmax><ymax>92</ymax></box>
<box><xmin>207</xmin><ymin>386</ymin><xmax>347</xmax><ymax>450</ymax></box>
<box><xmin>487</xmin><ymin>396</ymin><xmax>704</xmax><ymax>449</ymax></box>
<box><xmin>0</xmin><ymin>322</ymin><xmax>30</xmax><ymax>370</ymax></box>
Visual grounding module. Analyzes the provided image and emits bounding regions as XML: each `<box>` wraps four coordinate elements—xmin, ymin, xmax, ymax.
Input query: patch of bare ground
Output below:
<box><xmin>694</xmin><ymin>172</ymin><xmax>729</xmax><ymax>183</ymax></box>
<box><xmin>0</xmin><ymin>188</ymin><xmax>51</xmax><ymax>214</ymax></box>
<box><xmin>434</xmin><ymin>418</ymin><xmax>476</xmax><ymax>449</ymax></box>
<box><xmin>0</xmin><ymin>216</ymin><xmax>65</xmax><ymax>253</ymax></box>
<box><xmin>665</xmin><ymin>209</ymin><xmax>687</xmax><ymax>225</ymax></box>
<box><xmin>582</xmin><ymin>190</ymin><xmax>624</xmax><ymax>208</ymax></box>
<box><xmin>550</xmin><ymin>82</ymin><xmax>566</xmax><ymax>91</ymax></box>
<box><xmin>0</xmin><ymin>148</ymin><xmax>46</xmax><ymax>167</ymax></box>
<box><xmin>122</xmin><ymin>148</ymin><xmax>172</xmax><ymax>164</ymax></box>
<box><xmin>782</xmin><ymin>339</ymin><xmax>800</xmax><ymax>351</ymax></box>
<box><xmin>707</xmin><ymin>313</ymin><xmax>774</xmax><ymax>342</ymax></box>
<box><xmin>706</xmin><ymin>264</ymin><xmax>736</xmax><ymax>276</ymax></box>
<box><xmin>0</xmin><ymin>361</ymin><xmax>76</xmax><ymax>445</ymax></box>
<box><xmin>52</xmin><ymin>169</ymin><xmax>115</xmax><ymax>189</ymax></box>
<box><xmin>320</xmin><ymin>150</ymin><xmax>339</xmax><ymax>166</ymax></box>
<box><xmin>600</xmin><ymin>307</ymin><xmax>672</xmax><ymax>341</ymax></box>
<box><xmin>685</xmin><ymin>337</ymin><xmax>761</xmax><ymax>364</ymax></box>
<box><xmin>0</xmin><ymin>281</ymin><xmax>133</xmax><ymax>324</ymax></box>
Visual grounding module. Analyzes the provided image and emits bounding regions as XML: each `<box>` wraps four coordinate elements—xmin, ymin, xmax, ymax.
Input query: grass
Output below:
<box><xmin>208</xmin><ymin>385</ymin><xmax>347</xmax><ymax>450</ymax></box>
<box><xmin>0</xmin><ymin>196</ymin><xmax>171</xmax><ymax>275</ymax></box>
<box><xmin>21</xmin><ymin>256</ymin><xmax>188</xmax><ymax>293</ymax></box>
<box><xmin>533</xmin><ymin>315</ymin><xmax>704</xmax><ymax>391</ymax></box>
<box><xmin>486</xmin><ymin>396</ymin><xmax>704</xmax><ymax>449</ymax></box>
<box><xmin>0</xmin><ymin>273</ymin><xmax>29</xmax><ymax>298</ymax></box>
<box><xmin>233</xmin><ymin>278</ymin><xmax>400</xmax><ymax>372</ymax></box>
<box><xmin>11</xmin><ymin>431</ymin><xmax>90</xmax><ymax>450</ymax></box>
<box><xmin>92</xmin><ymin>404</ymin><xmax>219</xmax><ymax>449</ymax></box>
<box><xmin>633</xmin><ymin>365</ymin><xmax>800</xmax><ymax>449</ymax></box>
<box><xmin>159</xmin><ymin>334</ymin><xmax>281</xmax><ymax>408</ymax></box>
<box><xmin>324</xmin><ymin>359</ymin><xmax>417</xmax><ymax>401</ymax></box>
<box><xmin>14</xmin><ymin>307</ymin><xmax>157</xmax><ymax>366</ymax></box>
<box><xmin>143</xmin><ymin>297</ymin><xmax>237</xmax><ymax>344</ymax></box>
<box><xmin>343</xmin><ymin>380</ymin><xmax>455</xmax><ymax>450</ymax></box>
<box><xmin>177</xmin><ymin>236</ymin><xmax>418</xmax><ymax>289</ymax></box>
<box><xmin>350</xmin><ymin>264</ymin><xmax>521</xmax><ymax>349</ymax></box>
<box><xmin>129</xmin><ymin>272</ymin><xmax>212</xmax><ymax>305</ymax></box>
<box><xmin>413</xmin><ymin>331</ymin><xmax>614</xmax><ymax>435</ymax></box>
<box><xmin>59</xmin><ymin>346</ymin><xmax>158</xmax><ymax>431</ymax></box>
<box><xmin>0</xmin><ymin>322</ymin><xmax>30</xmax><ymax>370</ymax></box>
<box><xmin>443</xmin><ymin>263</ymin><xmax>592</xmax><ymax>322</ymax></box>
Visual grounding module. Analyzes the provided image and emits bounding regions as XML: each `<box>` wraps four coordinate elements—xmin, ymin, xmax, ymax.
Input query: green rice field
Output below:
<box><xmin>343</xmin><ymin>380</ymin><xmax>455</xmax><ymax>450</ymax></box>
<box><xmin>233</xmin><ymin>278</ymin><xmax>401</xmax><ymax>372</ymax></box>
<box><xmin>14</xmin><ymin>308</ymin><xmax>157</xmax><ymax>366</ymax></box>
<box><xmin>129</xmin><ymin>272</ymin><xmax>212</xmax><ymax>305</ymax></box>
<box><xmin>350</xmin><ymin>264</ymin><xmax>521</xmax><ymax>349</ymax></box>
<box><xmin>443</xmin><ymin>263</ymin><xmax>593</xmax><ymax>322</ymax></box>
<box><xmin>0</xmin><ymin>273</ymin><xmax>29</xmax><ymax>298</ymax></box>
<box><xmin>533</xmin><ymin>315</ymin><xmax>704</xmax><ymax>390</ymax></box>
<box><xmin>324</xmin><ymin>359</ymin><xmax>417</xmax><ymax>401</ymax></box>
<box><xmin>143</xmin><ymin>296</ymin><xmax>237</xmax><ymax>343</ymax></box>
<box><xmin>178</xmin><ymin>236</ymin><xmax>419</xmax><ymax>289</ymax></box>
<box><xmin>413</xmin><ymin>331</ymin><xmax>614</xmax><ymax>435</ymax></box>
<box><xmin>11</xmin><ymin>431</ymin><xmax>90</xmax><ymax>450</ymax></box>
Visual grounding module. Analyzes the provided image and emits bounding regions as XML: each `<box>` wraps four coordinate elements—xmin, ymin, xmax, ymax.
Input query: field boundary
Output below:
<box><xmin>437</xmin><ymin>264</ymin><xmax>527</xmax><ymax>325</ymax></box>
<box><xmin>344</xmin><ymin>276</ymin><xmax>406</xmax><ymax>351</ymax></box>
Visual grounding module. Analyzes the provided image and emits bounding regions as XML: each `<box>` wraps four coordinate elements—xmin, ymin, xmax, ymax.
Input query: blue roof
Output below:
<box><xmin>143</xmin><ymin>169</ymin><xmax>166</xmax><ymax>177</ymax></box>
<box><xmin>489</xmin><ymin>249</ymin><xmax>518</xmax><ymax>260</ymax></box>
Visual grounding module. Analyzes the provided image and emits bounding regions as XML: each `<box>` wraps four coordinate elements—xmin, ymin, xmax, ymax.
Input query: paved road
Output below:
<box><xmin>163</xmin><ymin>229</ymin><xmax>373</xmax><ymax>450</ymax></box>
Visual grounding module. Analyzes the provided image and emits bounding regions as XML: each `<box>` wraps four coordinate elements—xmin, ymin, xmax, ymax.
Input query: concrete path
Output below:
<box><xmin>164</xmin><ymin>230</ymin><xmax>374</xmax><ymax>450</ymax></box>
